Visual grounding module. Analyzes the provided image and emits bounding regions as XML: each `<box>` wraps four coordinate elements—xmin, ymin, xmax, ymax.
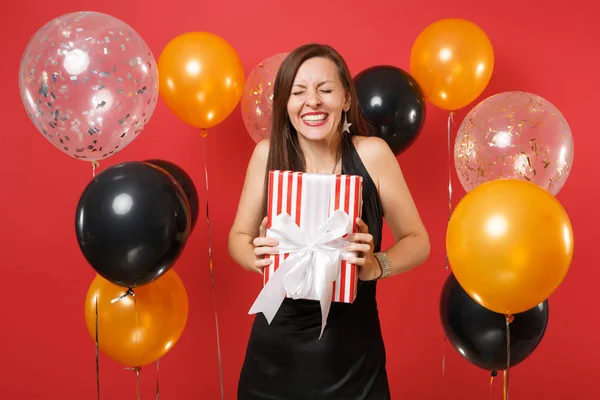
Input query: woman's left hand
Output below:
<box><xmin>345</xmin><ymin>218</ymin><xmax>382</xmax><ymax>281</ymax></box>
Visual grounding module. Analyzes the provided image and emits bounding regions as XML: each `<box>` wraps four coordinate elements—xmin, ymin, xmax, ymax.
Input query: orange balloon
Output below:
<box><xmin>157</xmin><ymin>32</ymin><xmax>245</xmax><ymax>129</ymax></box>
<box><xmin>84</xmin><ymin>270</ymin><xmax>189</xmax><ymax>367</ymax></box>
<box><xmin>410</xmin><ymin>18</ymin><xmax>494</xmax><ymax>111</ymax></box>
<box><xmin>446</xmin><ymin>179</ymin><xmax>573</xmax><ymax>315</ymax></box>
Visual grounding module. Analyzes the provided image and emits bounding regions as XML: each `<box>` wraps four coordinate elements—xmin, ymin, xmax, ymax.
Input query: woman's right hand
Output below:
<box><xmin>252</xmin><ymin>217</ymin><xmax>279</xmax><ymax>274</ymax></box>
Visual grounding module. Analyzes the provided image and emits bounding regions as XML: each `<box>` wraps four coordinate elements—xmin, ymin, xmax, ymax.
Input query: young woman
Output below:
<box><xmin>228</xmin><ymin>43</ymin><xmax>430</xmax><ymax>400</ymax></box>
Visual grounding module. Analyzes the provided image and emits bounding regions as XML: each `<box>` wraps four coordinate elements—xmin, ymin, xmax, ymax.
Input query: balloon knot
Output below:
<box><xmin>491</xmin><ymin>370</ymin><xmax>498</xmax><ymax>377</ymax></box>
<box><xmin>506</xmin><ymin>314</ymin><xmax>514</xmax><ymax>324</ymax></box>
<box><xmin>91</xmin><ymin>160</ymin><xmax>100</xmax><ymax>177</ymax></box>
<box><xmin>200</xmin><ymin>129</ymin><xmax>208</xmax><ymax>138</ymax></box>
<box><xmin>110</xmin><ymin>288</ymin><xmax>135</xmax><ymax>304</ymax></box>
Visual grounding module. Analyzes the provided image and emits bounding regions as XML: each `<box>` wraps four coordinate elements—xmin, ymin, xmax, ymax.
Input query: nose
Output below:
<box><xmin>305</xmin><ymin>89</ymin><xmax>322</xmax><ymax>108</ymax></box>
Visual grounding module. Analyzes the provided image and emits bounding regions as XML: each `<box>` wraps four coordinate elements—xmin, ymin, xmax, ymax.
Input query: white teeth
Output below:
<box><xmin>302</xmin><ymin>114</ymin><xmax>328</xmax><ymax>122</ymax></box>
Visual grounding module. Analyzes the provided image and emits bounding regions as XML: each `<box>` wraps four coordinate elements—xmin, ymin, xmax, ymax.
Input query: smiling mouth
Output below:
<box><xmin>301</xmin><ymin>113</ymin><xmax>329</xmax><ymax>126</ymax></box>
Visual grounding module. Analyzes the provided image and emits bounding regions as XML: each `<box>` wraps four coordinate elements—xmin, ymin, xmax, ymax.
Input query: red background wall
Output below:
<box><xmin>1</xmin><ymin>0</ymin><xmax>598</xmax><ymax>399</ymax></box>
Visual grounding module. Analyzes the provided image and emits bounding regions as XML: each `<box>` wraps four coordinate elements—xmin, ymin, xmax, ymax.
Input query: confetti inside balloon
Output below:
<box><xmin>241</xmin><ymin>53</ymin><xmax>287</xmax><ymax>143</ymax></box>
<box><xmin>19</xmin><ymin>11</ymin><xmax>158</xmax><ymax>162</ymax></box>
<box><xmin>454</xmin><ymin>91</ymin><xmax>574</xmax><ymax>196</ymax></box>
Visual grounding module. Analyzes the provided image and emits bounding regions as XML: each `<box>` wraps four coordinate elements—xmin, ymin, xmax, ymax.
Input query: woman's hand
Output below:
<box><xmin>345</xmin><ymin>218</ymin><xmax>382</xmax><ymax>281</ymax></box>
<box><xmin>251</xmin><ymin>216</ymin><xmax>279</xmax><ymax>275</ymax></box>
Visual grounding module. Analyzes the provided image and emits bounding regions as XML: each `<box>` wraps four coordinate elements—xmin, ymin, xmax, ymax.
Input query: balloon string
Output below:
<box><xmin>504</xmin><ymin>315</ymin><xmax>512</xmax><ymax>400</ymax></box>
<box><xmin>135</xmin><ymin>295</ymin><xmax>139</xmax><ymax>396</ymax></box>
<box><xmin>95</xmin><ymin>295</ymin><xmax>100</xmax><ymax>400</ymax></box>
<box><xmin>114</xmin><ymin>290</ymin><xmax>140</xmax><ymax>400</ymax></box>
<box><xmin>202</xmin><ymin>133</ymin><xmax>225</xmax><ymax>400</ymax></box>
<box><xmin>446</xmin><ymin>112</ymin><xmax>455</xmax><ymax>272</ymax></box>
<box><xmin>490</xmin><ymin>371</ymin><xmax>497</xmax><ymax>400</ymax></box>
<box><xmin>503</xmin><ymin>370</ymin><xmax>508</xmax><ymax>400</ymax></box>
<box><xmin>441</xmin><ymin>334</ymin><xmax>447</xmax><ymax>400</ymax></box>
<box><xmin>135</xmin><ymin>367</ymin><xmax>141</xmax><ymax>400</ymax></box>
<box><xmin>442</xmin><ymin>112</ymin><xmax>455</xmax><ymax>400</ymax></box>
<box><xmin>124</xmin><ymin>367</ymin><xmax>141</xmax><ymax>400</ymax></box>
<box><xmin>124</xmin><ymin>294</ymin><xmax>140</xmax><ymax>400</ymax></box>
<box><xmin>155</xmin><ymin>360</ymin><xmax>160</xmax><ymax>400</ymax></box>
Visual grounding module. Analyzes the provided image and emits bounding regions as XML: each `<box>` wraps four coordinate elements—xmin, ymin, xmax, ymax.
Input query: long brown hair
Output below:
<box><xmin>265</xmin><ymin>43</ymin><xmax>373</xmax><ymax>175</ymax></box>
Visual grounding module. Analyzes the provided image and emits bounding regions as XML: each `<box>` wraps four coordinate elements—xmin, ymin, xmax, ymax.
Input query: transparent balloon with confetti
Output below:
<box><xmin>241</xmin><ymin>53</ymin><xmax>287</xmax><ymax>143</ymax></box>
<box><xmin>454</xmin><ymin>91</ymin><xmax>574</xmax><ymax>196</ymax></box>
<box><xmin>19</xmin><ymin>11</ymin><xmax>158</xmax><ymax>165</ymax></box>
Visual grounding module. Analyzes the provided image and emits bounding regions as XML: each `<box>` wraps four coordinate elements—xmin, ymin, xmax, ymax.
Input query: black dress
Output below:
<box><xmin>238</xmin><ymin>137</ymin><xmax>391</xmax><ymax>400</ymax></box>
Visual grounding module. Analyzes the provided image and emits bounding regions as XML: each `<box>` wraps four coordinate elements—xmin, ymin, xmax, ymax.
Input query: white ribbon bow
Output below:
<box><xmin>248</xmin><ymin>209</ymin><xmax>351</xmax><ymax>338</ymax></box>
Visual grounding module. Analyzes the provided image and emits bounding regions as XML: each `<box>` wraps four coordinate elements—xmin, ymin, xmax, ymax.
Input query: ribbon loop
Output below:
<box><xmin>249</xmin><ymin>210</ymin><xmax>352</xmax><ymax>338</ymax></box>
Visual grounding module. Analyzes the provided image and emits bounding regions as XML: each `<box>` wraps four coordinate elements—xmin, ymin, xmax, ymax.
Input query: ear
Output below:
<box><xmin>343</xmin><ymin>92</ymin><xmax>351</xmax><ymax>112</ymax></box>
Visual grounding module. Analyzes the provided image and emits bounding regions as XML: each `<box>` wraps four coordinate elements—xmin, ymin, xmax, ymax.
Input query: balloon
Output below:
<box><xmin>410</xmin><ymin>18</ymin><xmax>494</xmax><ymax>111</ymax></box>
<box><xmin>84</xmin><ymin>270</ymin><xmax>189</xmax><ymax>367</ymax></box>
<box><xmin>157</xmin><ymin>32</ymin><xmax>244</xmax><ymax>129</ymax></box>
<box><xmin>440</xmin><ymin>274</ymin><xmax>549</xmax><ymax>371</ymax></box>
<box><xmin>354</xmin><ymin>65</ymin><xmax>426</xmax><ymax>155</ymax></box>
<box><xmin>75</xmin><ymin>162</ymin><xmax>191</xmax><ymax>288</ymax></box>
<box><xmin>241</xmin><ymin>53</ymin><xmax>288</xmax><ymax>143</ymax></box>
<box><xmin>455</xmin><ymin>91</ymin><xmax>574</xmax><ymax>196</ymax></box>
<box><xmin>145</xmin><ymin>159</ymin><xmax>199</xmax><ymax>232</ymax></box>
<box><xmin>19</xmin><ymin>11</ymin><xmax>158</xmax><ymax>162</ymax></box>
<box><xmin>446</xmin><ymin>178</ymin><xmax>573</xmax><ymax>315</ymax></box>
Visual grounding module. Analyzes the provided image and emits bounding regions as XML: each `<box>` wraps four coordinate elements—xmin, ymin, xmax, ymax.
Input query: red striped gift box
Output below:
<box><xmin>263</xmin><ymin>170</ymin><xmax>363</xmax><ymax>304</ymax></box>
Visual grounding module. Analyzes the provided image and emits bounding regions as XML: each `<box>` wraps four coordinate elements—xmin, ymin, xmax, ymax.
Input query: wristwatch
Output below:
<box><xmin>374</xmin><ymin>252</ymin><xmax>392</xmax><ymax>279</ymax></box>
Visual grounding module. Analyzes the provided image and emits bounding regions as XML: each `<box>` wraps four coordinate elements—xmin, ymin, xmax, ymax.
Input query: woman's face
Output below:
<box><xmin>287</xmin><ymin>57</ymin><xmax>349</xmax><ymax>142</ymax></box>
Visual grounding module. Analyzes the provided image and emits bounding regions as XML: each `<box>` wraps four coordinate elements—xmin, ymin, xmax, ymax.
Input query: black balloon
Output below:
<box><xmin>354</xmin><ymin>65</ymin><xmax>426</xmax><ymax>155</ymax></box>
<box><xmin>144</xmin><ymin>159</ymin><xmax>199</xmax><ymax>232</ymax></box>
<box><xmin>75</xmin><ymin>162</ymin><xmax>191</xmax><ymax>288</ymax></box>
<box><xmin>440</xmin><ymin>274</ymin><xmax>549</xmax><ymax>371</ymax></box>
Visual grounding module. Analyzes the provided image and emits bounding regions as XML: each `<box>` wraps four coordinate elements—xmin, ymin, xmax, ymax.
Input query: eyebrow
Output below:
<box><xmin>292</xmin><ymin>80</ymin><xmax>333</xmax><ymax>88</ymax></box>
